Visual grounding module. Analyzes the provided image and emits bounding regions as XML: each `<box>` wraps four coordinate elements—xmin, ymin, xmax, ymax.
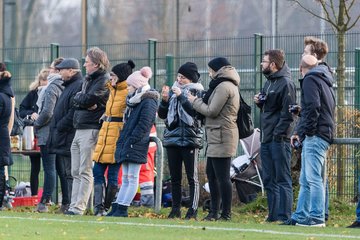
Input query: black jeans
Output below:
<box><xmin>30</xmin><ymin>155</ymin><xmax>41</xmax><ymax>196</ymax></box>
<box><xmin>166</xmin><ymin>147</ymin><xmax>199</xmax><ymax>210</ymax></box>
<box><xmin>56</xmin><ymin>155</ymin><xmax>72</xmax><ymax>205</ymax></box>
<box><xmin>206</xmin><ymin>157</ymin><xmax>232</xmax><ymax>216</ymax></box>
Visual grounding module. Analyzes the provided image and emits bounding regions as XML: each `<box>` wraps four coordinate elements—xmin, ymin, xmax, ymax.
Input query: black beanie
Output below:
<box><xmin>111</xmin><ymin>60</ymin><xmax>136</xmax><ymax>82</ymax></box>
<box><xmin>177</xmin><ymin>62</ymin><xmax>200</xmax><ymax>83</ymax></box>
<box><xmin>208</xmin><ymin>57</ymin><xmax>231</xmax><ymax>72</ymax></box>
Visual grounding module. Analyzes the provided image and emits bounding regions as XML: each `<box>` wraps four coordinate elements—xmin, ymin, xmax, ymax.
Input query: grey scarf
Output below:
<box><xmin>167</xmin><ymin>81</ymin><xmax>204</xmax><ymax>126</ymax></box>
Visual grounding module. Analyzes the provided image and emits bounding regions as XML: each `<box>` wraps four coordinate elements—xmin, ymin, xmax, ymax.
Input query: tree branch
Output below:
<box><xmin>290</xmin><ymin>1</ymin><xmax>325</xmax><ymax>20</ymax></box>
<box><xmin>329</xmin><ymin>0</ymin><xmax>338</xmax><ymax>22</ymax></box>
<box><xmin>346</xmin><ymin>14</ymin><xmax>360</xmax><ymax>31</ymax></box>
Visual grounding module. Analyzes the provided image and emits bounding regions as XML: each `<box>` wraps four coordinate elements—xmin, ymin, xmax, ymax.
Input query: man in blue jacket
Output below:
<box><xmin>286</xmin><ymin>54</ymin><xmax>335</xmax><ymax>227</ymax></box>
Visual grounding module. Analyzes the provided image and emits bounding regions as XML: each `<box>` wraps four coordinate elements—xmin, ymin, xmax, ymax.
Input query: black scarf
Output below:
<box><xmin>202</xmin><ymin>78</ymin><xmax>229</xmax><ymax>104</ymax></box>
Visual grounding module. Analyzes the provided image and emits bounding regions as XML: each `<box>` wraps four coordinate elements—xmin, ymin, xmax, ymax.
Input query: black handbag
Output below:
<box><xmin>237</xmin><ymin>94</ymin><xmax>254</xmax><ymax>139</ymax></box>
<box><xmin>10</xmin><ymin>108</ymin><xmax>24</xmax><ymax>136</ymax></box>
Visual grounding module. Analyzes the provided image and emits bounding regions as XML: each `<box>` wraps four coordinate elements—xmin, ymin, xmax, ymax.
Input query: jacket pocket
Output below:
<box><xmin>206</xmin><ymin>125</ymin><xmax>222</xmax><ymax>144</ymax></box>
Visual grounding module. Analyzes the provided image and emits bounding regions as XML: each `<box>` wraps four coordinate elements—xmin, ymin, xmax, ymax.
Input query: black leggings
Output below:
<box><xmin>30</xmin><ymin>155</ymin><xmax>41</xmax><ymax>196</ymax></box>
<box><xmin>166</xmin><ymin>147</ymin><xmax>199</xmax><ymax>210</ymax></box>
<box><xmin>206</xmin><ymin>157</ymin><xmax>232</xmax><ymax>215</ymax></box>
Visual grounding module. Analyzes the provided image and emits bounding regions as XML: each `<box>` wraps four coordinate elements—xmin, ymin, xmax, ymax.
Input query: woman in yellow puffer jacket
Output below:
<box><xmin>92</xmin><ymin>60</ymin><xmax>135</xmax><ymax>216</ymax></box>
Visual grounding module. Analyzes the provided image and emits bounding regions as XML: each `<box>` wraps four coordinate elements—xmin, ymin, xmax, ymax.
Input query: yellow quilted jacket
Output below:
<box><xmin>93</xmin><ymin>81</ymin><xmax>128</xmax><ymax>164</ymax></box>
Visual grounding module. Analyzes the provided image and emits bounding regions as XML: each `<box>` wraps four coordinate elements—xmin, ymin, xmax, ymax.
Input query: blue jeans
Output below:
<box><xmin>115</xmin><ymin>162</ymin><xmax>141</xmax><ymax>206</ymax></box>
<box><xmin>40</xmin><ymin>146</ymin><xmax>56</xmax><ymax>202</ymax></box>
<box><xmin>356</xmin><ymin>177</ymin><xmax>360</xmax><ymax>222</ymax></box>
<box><xmin>93</xmin><ymin>162</ymin><xmax>121</xmax><ymax>186</ymax></box>
<box><xmin>261</xmin><ymin>140</ymin><xmax>292</xmax><ymax>221</ymax></box>
<box><xmin>292</xmin><ymin>135</ymin><xmax>330</xmax><ymax>223</ymax></box>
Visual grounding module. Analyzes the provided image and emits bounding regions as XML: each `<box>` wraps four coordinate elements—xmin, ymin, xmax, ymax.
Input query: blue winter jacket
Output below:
<box><xmin>295</xmin><ymin>63</ymin><xmax>335</xmax><ymax>144</ymax></box>
<box><xmin>115</xmin><ymin>89</ymin><xmax>159</xmax><ymax>164</ymax></box>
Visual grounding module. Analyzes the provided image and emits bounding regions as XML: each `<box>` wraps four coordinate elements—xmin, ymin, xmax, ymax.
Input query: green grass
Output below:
<box><xmin>0</xmin><ymin>197</ymin><xmax>359</xmax><ymax>240</ymax></box>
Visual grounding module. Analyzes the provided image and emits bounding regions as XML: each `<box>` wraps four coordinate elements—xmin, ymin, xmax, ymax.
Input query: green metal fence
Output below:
<box><xmin>5</xmin><ymin>32</ymin><xmax>360</xmax><ymax>202</ymax></box>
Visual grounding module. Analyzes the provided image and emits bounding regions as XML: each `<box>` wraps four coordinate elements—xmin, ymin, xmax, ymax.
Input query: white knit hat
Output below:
<box><xmin>126</xmin><ymin>66</ymin><xmax>152</xmax><ymax>89</ymax></box>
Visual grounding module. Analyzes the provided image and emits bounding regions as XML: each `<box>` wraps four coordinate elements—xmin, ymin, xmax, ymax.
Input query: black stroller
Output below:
<box><xmin>231</xmin><ymin>128</ymin><xmax>264</xmax><ymax>203</ymax></box>
<box><xmin>203</xmin><ymin>128</ymin><xmax>264</xmax><ymax>207</ymax></box>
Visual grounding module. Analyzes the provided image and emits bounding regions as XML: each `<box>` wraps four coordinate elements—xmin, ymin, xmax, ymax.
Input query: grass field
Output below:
<box><xmin>0</xmin><ymin>198</ymin><xmax>359</xmax><ymax>240</ymax></box>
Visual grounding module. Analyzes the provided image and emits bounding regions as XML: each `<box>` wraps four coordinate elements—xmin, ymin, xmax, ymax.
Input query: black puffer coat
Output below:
<box><xmin>19</xmin><ymin>89</ymin><xmax>38</xmax><ymax>119</ymax></box>
<box><xmin>73</xmin><ymin>70</ymin><xmax>109</xmax><ymax>129</ymax></box>
<box><xmin>158</xmin><ymin>93</ymin><xmax>203</xmax><ymax>148</ymax></box>
<box><xmin>0</xmin><ymin>76</ymin><xmax>14</xmax><ymax>167</ymax></box>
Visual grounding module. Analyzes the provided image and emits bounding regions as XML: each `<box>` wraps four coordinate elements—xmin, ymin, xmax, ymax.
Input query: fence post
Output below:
<box><xmin>355</xmin><ymin>48</ymin><xmax>360</xmax><ymax>110</ymax></box>
<box><xmin>166</xmin><ymin>54</ymin><xmax>174</xmax><ymax>86</ymax></box>
<box><xmin>50</xmin><ymin>43</ymin><xmax>59</xmax><ymax>61</ymax></box>
<box><xmin>81</xmin><ymin>57</ymin><xmax>86</xmax><ymax>77</ymax></box>
<box><xmin>253</xmin><ymin>34</ymin><xmax>263</xmax><ymax>128</ymax></box>
<box><xmin>150</xmin><ymin>136</ymin><xmax>164</xmax><ymax>214</ymax></box>
<box><xmin>148</xmin><ymin>39</ymin><xmax>157</xmax><ymax>89</ymax></box>
<box><xmin>4</xmin><ymin>60</ymin><xmax>12</xmax><ymax>73</ymax></box>
<box><xmin>354</xmin><ymin>48</ymin><xmax>360</xmax><ymax>197</ymax></box>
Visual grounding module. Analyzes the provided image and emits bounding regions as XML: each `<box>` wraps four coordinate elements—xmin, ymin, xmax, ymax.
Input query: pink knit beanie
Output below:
<box><xmin>126</xmin><ymin>66</ymin><xmax>152</xmax><ymax>89</ymax></box>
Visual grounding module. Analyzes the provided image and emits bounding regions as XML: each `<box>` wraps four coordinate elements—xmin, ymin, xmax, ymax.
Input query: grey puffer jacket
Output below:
<box><xmin>34</xmin><ymin>76</ymin><xmax>64</xmax><ymax>146</ymax></box>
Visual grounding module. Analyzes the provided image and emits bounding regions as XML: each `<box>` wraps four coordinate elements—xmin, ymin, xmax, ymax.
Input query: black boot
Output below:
<box><xmin>184</xmin><ymin>208</ymin><xmax>197</xmax><ymax>220</ymax></box>
<box><xmin>0</xmin><ymin>174</ymin><xmax>5</xmax><ymax>209</ymax></box>
<box><xmin>104</xmin><ymin>185</ymin><xmax>118</xmax><ymax>212</ymax></box>
<box><xmin>168</xmin><ymin>207</ymin><xmax>181</xmax><ymax>219</ymax></box>
<box><xmin>203</xmin><ymin>211</ymin><xmax>219</xmax><ymax>221</ymax></box>
<box><xmin>112</xmin><ymin>204</ymin><xmax>128</xmax><ymax>217</ymax></box>
<box><xmin>219</xmin><ymin>211</ymin><xmax>231</xmax><ymax>221</ymax></box>
<box><xmin>93</xmin><ymin>184</ymin><xmax>105</xmax><ymax>216</ymax></box>
<box><xmin>106</xmin><ymin>202</ymin><xmax>119</xmax><ymax>217</ymax></box>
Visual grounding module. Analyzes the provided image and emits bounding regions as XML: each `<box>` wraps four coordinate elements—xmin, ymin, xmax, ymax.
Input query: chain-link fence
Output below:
<box><xmin>5</xmin><ymin>32</ymin><xmax>360</xmax><ymax>201</ymax></box>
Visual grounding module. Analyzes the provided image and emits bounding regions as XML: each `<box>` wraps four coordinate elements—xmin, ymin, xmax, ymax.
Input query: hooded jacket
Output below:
<box><xmin>295</xmin><ymin>63</ymin><xmax>335</xmax><ymax>144</ymax></box>
<box><xmin>256</xmin><ymin>63</ymin><xmax>296</xmax><ymax>143</ymax></box>
<box><xmin>192</xmin><ymin>66</ymin><xmax>240</xmax><ymax>158</ymax></box>
<box><xmin>115</xmin><ymin>89</ymin><xmax>159</xmax><ymax>165</ymax></box>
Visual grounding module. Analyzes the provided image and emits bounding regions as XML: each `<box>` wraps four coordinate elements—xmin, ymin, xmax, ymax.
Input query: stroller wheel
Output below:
<box><xmin>202</xmin><ymin>199</ymin><xmax>211</xmax><ymax>212</ymax></box>
<box><xmin>202</xmin><ymin>199</ymin><xmax>223</xmax><ymax>212</ymax></box>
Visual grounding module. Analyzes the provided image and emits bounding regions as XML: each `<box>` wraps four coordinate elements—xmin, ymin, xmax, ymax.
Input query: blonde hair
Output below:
<box><xmin>29</xmin><ymin>68</ymin><xmax>50</xmax><ymax>91</ymax></box>
<box><xmin>86</xmin><ymin>47</ymin><xmax>110</xmax><ymax>71</ymax></box>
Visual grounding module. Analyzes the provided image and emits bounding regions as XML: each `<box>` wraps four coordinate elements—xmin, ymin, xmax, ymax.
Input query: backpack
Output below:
<box><xmin>237</xmin><ymin>94</ymin><xmax>254</xmax><ymax>139</ymax></box>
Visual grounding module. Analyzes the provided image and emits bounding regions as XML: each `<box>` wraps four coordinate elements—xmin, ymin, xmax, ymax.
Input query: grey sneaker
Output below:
<box><xmin>296</xmin><ymin>218</ymin><xmax>325</xmax><ymax>227</ymax></box>
<box><xmin>35</xmin><ymin>203</ymin><xmax>49</xmax><ymax>213</ymax></box>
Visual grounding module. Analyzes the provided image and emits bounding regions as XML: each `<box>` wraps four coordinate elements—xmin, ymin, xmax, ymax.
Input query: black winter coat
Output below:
<box><xmin>48</xmin><ymin>72</ymin><xmax>83</xmax><ymax>156</ymax></box>
<box><xmin>115</xmin><ymin>90</ymin><xmax>159</xmax><ymax>165</ymax></box>
<box><xmin>295</xmin><ymin>63</ymin><xmax>335</xmax><ymax>144</ymax></box>
<box><xmin>19</xmin><ymin>89</ymin><xmax>38</xmax><ymax>119</ymax></box>
<box><xmin>256</xmin><ymin>63</ymin><xmax>296</xmax><ymax>143</ymax></box>
<box><xmin>158</xmin><ymin>93</ymin><xmax>203</xmax><ymax>148</ymax></box>
<box><xmin>0</xmin><ymin>76</ymin><xmax>14</xmax><ymax>167</ymax></box>
<box><xmin>73</xmin><ymin>70</ymin><xmax>109</xmax><ymax>129</ymax></box>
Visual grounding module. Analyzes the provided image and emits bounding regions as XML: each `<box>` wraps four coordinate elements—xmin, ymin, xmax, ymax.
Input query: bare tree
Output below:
<box><xmin>289</xmin><ymin>0</ymin><xmax>360</xmax><ymax>197</ymax></box>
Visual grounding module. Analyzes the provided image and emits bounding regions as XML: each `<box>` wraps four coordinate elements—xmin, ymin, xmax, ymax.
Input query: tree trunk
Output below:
<box><xmin>336</xmin><ymin>30</ymin><xmax>346</xmax><ymax>197</ymax></box>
